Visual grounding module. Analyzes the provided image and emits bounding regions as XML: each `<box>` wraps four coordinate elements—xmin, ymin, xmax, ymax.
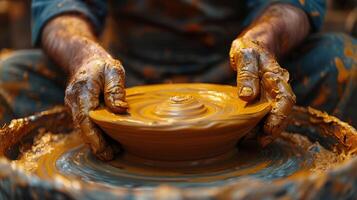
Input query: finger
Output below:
<box><xmin>80</xmin><ymin>116</ymin><xmax>115</xmax><ymax>160</ymax></box>
<box><xmin>102</xmin><ymin>132</ymin><xmax>122</xmax><ymax>155</ymax></box>
<box><xmin>260</xmin><ymin>54</ymin><xmax>290</xmax><ymax>83</ymax></box>
<box><xmin>78</xmin><ymin>85</ymin><xmax>117</xmax><ymax>161</ymax></box>
<box><xmin>235</xmin><ymin>48</ymin><xmax>260</xmax><ymax>101</ymax></box>
<box><xmin>260</xmin><ymin>71</ymin><xmax>296</xmax><ymax>146</ymax></box>
<box><xmin>104</xmin><ymin>60</ymin><xmax>128</xmax><ymax>113</ymax></box>
<box><xmin>65</xmin><ymin>80</ymin><xmax>115</xmax><ymax>161</ymax></box>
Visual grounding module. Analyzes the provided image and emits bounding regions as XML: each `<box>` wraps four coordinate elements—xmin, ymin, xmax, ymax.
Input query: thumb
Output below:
<box><xmin>236</xmin><ymin>48</ymin><xmax>260</xmax><ymax>102</ymax></box>
<box><xmin>104</xmin><ymin>60</ymin><xmax>128</xmax><ymax>113</ymax></box>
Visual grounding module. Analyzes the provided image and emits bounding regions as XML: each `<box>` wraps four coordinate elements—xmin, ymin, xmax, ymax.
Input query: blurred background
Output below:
<box><xmin>0</xmin><ymin>0</ymin><xmax>356</xmax><ymax>50</ymax></box>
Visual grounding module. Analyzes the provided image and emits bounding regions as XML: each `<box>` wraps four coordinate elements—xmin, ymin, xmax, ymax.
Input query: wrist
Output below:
<box><xmin>68</xmin><ymin>37</ymin><xmax>112</xmax><ymax>75</ymax></box>
<box><xmin>241</xmin><ymin>26</ymin><xmax>279</xmax><ymax>57</ymax></box>
<box><xmin>42</xmin><ymin>14</ymin><xmax>112</xmax><ymax>75</ymax></box>
<box><xmin>241</xmin><ymin>3</ymin><xmax>310</xmax><ymax>57</ymax></box>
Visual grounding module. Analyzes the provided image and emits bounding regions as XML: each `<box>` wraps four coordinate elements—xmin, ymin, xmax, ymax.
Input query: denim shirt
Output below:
<box><xmin>32</xmin><ymin>0</ymin><xmax>326</xmax><ymax>76</ymax></box>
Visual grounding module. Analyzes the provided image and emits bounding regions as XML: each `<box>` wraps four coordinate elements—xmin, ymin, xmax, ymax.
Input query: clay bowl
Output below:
<box><xmin>89</xmin><ymin>83</ymin><xmax>271</xmax><ymax>161</ymax></box>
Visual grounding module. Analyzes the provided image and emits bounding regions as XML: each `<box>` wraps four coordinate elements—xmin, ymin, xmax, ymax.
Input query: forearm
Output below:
<box><xmin>241</xmin><ymin>3</ymin><xmax>310</xmax><ymax>57</ymax></box>
<box><xmin>41</xmin><ymin>14</ymin><xmax>110</xmax><ymax>75</ymax></box>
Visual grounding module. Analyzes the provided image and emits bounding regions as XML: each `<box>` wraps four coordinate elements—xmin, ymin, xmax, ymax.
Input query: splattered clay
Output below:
<box><xmin>13</xmin><ymin>130</ymin><xmax>348</xmax><ymax>189</ymax></box>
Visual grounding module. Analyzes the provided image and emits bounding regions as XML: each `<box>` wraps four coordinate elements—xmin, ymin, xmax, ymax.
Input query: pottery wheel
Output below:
<box><xmin>15</xmin><ymin>131</ymin><xmax>344</xmax><ymax>189</ymax></box>
<box><xmin>4</xmin><ymin>106</ymin><xmax>357</xmax><ymax>199</ymax></box>
<box><xmin>89</xmin><ymin>83</ymin><xmax>271</xmax><ymax>161</ymax></box>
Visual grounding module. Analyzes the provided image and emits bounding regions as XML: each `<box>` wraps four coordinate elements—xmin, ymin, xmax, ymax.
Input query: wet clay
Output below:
<box><xmin>1</xmin><ymin>106</ymin><xmax>357</xmax><ymax>199</ymax></box>
<box><xmin>89</xmin><ymin>83</ymin><xmax>271</xmax><ymax>161</ymax></box>
<box><xmin>0</xmin><ymin>106</ymin><xmax>72</xmax><ymax>157</ymax></box>
<box><xmin>12</xmin><ymin>130</ymin><xmax>349</xmax><ymax>189</ymax></box>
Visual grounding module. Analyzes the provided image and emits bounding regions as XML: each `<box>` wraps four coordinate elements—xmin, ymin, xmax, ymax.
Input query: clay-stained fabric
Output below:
<box><xmin>31</xmin><ymin>0</ymin><xmax>326</xmax><ymax>79</ymax></box>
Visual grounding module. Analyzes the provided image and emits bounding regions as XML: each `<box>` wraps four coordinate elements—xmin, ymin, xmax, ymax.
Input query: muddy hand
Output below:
<box><xmin>230</xmin><ymin>38</ymin><xmax>296</xmax><ymax>146</ymax></box>
<box><xmin>65</xmin><ymin>58</ymin><xmax>128</xmax><ymax>161</ymax></box>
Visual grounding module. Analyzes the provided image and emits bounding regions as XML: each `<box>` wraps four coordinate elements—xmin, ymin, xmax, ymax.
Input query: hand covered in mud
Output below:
<box><xmin>65</xmin><ymin>57</ymin><xmax>128</xmax><ymax>161</ymax></box>
<box><xmin>230</xmin><ymin>37</ymin><xmax>296</xmax><ymax>146</ymax></box>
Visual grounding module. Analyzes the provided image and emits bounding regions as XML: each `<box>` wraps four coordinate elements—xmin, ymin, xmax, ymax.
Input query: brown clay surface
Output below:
<box><xmin>90</xmin><ymin>83</ymin><xmax>271</xmax><ymax>161</ymax></box>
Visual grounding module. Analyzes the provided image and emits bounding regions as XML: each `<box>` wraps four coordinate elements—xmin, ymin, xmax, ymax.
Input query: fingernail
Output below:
<box><xmin>114</xmin><ymin>100</ymin><xmax>128</xmax><ymax>108</ymax></box>
<box><xmin>239</xmin><ymin>86</ymin><xmax>253</xmax><ymax>97</ymax></box>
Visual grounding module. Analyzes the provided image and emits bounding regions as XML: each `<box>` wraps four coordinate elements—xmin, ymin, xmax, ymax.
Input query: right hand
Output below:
<box><xmin>65</xmin><ymin>56</ymin><xmax>128</xmax><ymax>161</ymax></box>
<box><xmin>230</xmin><ymin>38</ymin><xmax>296</xmax><ymax>146</ymax></box>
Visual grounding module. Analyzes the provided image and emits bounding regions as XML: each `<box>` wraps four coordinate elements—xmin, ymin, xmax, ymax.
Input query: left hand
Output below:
<box><xmin>65</xmin><ymin>57</ymin><xmax>127</xmax><ymax>161</ymax></box>
<box><xmin>230</xmin><ymin>37</ymin><xmax>296</xmax><ymax>146</ymax></box>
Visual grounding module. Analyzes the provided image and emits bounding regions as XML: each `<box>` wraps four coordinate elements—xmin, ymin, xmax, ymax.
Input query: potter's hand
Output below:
<box><xmin>230</xmin><ymin>38</ymin><xmax>296</xmax><ymax>146</ymax></box>
<box><xmin>229</xmin><ymin>3</ymin><xmax>310</xmax><ymax>145</ymax></box>
<box><xmin>42</xmin><ymin>15</ymin><xmax>128</xmax><ymax>161</ymax></box>
<box><xmin>65</xmin><ymin>57</ymin><xmax>128</xmax><ymax>160</ymax></box>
